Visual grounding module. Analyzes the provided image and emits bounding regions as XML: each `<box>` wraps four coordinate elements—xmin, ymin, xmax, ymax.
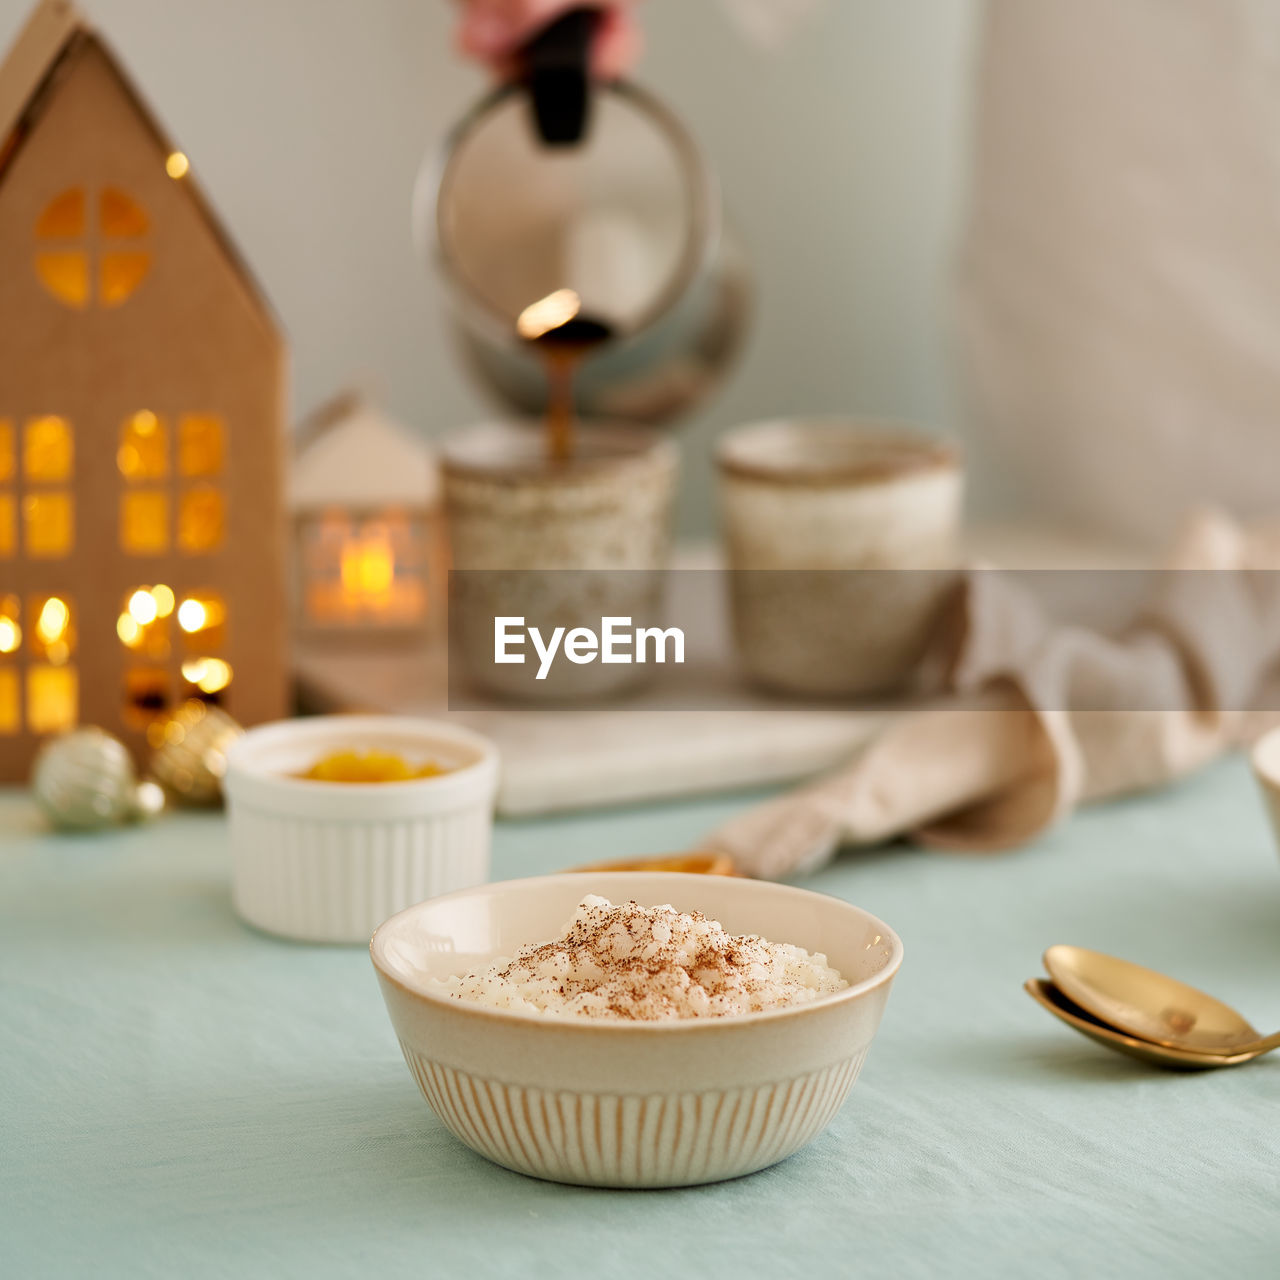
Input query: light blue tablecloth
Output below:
<box><xmin>3</xmin><ymin>760</ymin><xmax>1280</xmax><ymax>1279</ymax></box>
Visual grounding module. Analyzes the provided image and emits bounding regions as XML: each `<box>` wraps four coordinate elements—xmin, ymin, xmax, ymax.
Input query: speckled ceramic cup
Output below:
<box><xmin>717</xmin><ymin>419</ymin><xmax>962</xmax><ymax>698</ymax></box>
<box><xmin>442</xmin><ymin>422</ymin><xmax>677</xmax><ymax>700</ymax></box>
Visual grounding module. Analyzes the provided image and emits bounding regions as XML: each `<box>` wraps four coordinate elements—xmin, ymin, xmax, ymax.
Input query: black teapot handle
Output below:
<box><xmin>523</xmin><ymin>6</ymin><xmax>600</xmax><ymax>146</ymax></box>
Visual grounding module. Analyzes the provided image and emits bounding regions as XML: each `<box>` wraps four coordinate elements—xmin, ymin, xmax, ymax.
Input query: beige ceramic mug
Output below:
<box><xmin>442</xmin><ymin>422</ymin><xmax>677</xmax><ymax>700</ymax></box>
<box><xmin>717</xmin><ymin>418</ymin><xmax>962</xmax><ymax>698</ymax></box>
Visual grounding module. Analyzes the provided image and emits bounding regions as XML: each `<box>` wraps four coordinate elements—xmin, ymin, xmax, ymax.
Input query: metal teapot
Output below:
<box><xmin>416</xmin><ymin>9</ymin><xmax>751</xmax><ymax>426</ymax></box>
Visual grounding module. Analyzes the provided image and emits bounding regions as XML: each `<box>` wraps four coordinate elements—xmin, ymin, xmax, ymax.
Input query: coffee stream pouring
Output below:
<box><xmin>420</xmin><ymin>7</ymin><xmax>751</xmax><ymax>444</ymax></box>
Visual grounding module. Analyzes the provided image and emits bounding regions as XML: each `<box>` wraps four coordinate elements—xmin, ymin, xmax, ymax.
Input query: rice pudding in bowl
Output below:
<box><xmin>370</xmin><ymin>872</ymin><xmax>902</xmax><ymax>1188</ymax></box>
<box><xmin>438</xmin><ymin>895</ymin><xmax>847</xmax><ymax>1020</ymax></box>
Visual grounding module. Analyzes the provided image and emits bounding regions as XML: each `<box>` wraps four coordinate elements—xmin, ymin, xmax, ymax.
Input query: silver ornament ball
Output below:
<box><xmin>30</xmin><ymin>728</ymin><xmax>146</xmax><ymax>831</ymax></box>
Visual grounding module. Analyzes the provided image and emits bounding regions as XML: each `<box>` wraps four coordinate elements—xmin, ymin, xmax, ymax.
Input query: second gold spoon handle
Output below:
<box><xmin>1237</xmin><ymin>1028</ymin><xmax>1280</xmax><ymax>1057</ymax></box>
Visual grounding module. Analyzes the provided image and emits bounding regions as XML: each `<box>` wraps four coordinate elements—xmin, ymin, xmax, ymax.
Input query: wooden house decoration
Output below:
<box><xmin>290</xmin><ymin>391</ymin><xmax>443</xmax><ymax>641</ymax></box>
<box><xmin>0</xmin><ymin>0</ymin><xmax>288</xmax><ymax>781</ymax></box>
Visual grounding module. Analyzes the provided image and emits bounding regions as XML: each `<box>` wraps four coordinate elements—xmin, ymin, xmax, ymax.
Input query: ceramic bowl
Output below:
<box><xmin>224</xmin><ymin>716</ymin><xmax>499</xmax><ymax>943</ymax></box>
<box><xmin>370</xmin><ymin>871</ymin><xmax>902</xmax><ymax>1188</ymax></box>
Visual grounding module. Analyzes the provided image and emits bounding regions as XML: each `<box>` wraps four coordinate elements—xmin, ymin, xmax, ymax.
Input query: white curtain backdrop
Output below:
<box><xmin>957</xmin><ymin>0</ymin><xmax>1280</xmax><ymax>545</ymax></box>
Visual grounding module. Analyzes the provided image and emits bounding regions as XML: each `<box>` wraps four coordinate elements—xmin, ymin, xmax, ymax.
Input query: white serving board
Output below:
<box><xmin>293</xmin><ymin>529</ymin><xmax>1144</xmax><ymax>816</ymax></box>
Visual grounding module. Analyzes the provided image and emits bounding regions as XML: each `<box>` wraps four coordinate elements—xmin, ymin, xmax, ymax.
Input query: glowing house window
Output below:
<box><xmin>117</xmin><ymin>586</ymin><xmax>173</xmax><ymax>661</ymax></box>
<box><xmin>22</xmin><ymin>416</ymin><xmax>73</xmax><ymax>559</ymax></box>
<box><xmin>35</xmin><ymin>186</ymin><xmax>84</xmax><ymax>238</ymax></box>
<box><xmin>179</xmin><ymin>415</ymin><xmax>224</xmax><ymax>477</ymax></box>
<box><xmin>24</xmin><ymin>416</ymin><xmax>72</xmax><ymax>481</ymax></box>
<box><xmin>121</xmin><ymin>491</ymin><xmax>169</xmax><ymax>554</ymax></box>
<box><xmin>35</xmin><ymin>186</ymin><xmax>151</xmax><ymax>309</ymax></box>
<box><xmin>35</xmin><ymin>249</ymin><xmax>89</xmax><ymax>309</ymax></box>
<box><xmin>119</xmin><ymin>583</ymin><xmax>230</xmax><ymax>717</ymax></box>
<box><xmin>123</xmin><ymin>667</ymin><xmax>170</xmax><ymax>729</ymax></box>
<box><xmin>0</xmin><ymin>595</ymin><xmax>18</xmax><ymax>734</ymax></box>
<box><xmin>29</xmin><ymin>594</ymin><xmax>74</xmax><ymax>667</ymax></box>
<box><xmin>0</xmin><ymin>596</ymin><xmax>18</xmax><ymax>654</ymax></box>
<box><xmin>25</xmin><ymin>592</ymin><xmax>76</xmax><ymax>734</ymax></box>
<box><xmin>118</xmin><ymin>411</ymin><xmax>168</xmax><ymax>480</ymax></box>
<box><xmin>100</xmin><ymin>187</ymin><xmax>150</xmax><ymax>238</ymax></box>
<box><xmin>177</xmin><ymin>590</ymin><xmax>230</xmax><ymax>703</ymax></box>
<box><xmin>118</xmin><ymin>412</ymin><xmax>172</xmax><ymax>553</ymax></box>
<box><xmin>178</xmin><ymin>485</ymin><xmax>224</xmax><ymax>553</ymax></box>
<box><xmin>180</xmin><ymin>656</ymin><xmax>233</xmax><ymax>700</ymax></box>
<box><xmin>118</xmin><ymin>585</ymin><xmax>176</xmax><ymax>727</ymax></box>
<box><xmin>0</xmin><ymin>421</ymin><xmax>12</xmax><ymax>560</ymax></box>
<box><xmin>119</xmin><ymin>413</ymin><xmax>227</xmax><ymax>558</ymax></box>
<box><xmin>176</xmin><ymin>591</ymin><xmax>226</xmax><ymax>649</ymax></box>
<box><xmin>27</xmin><ymin>666</ymin><xmax>77</xmax><ymax>734</ymax></box>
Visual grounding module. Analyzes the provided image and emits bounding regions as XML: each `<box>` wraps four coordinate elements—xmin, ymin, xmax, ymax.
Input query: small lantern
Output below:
<box><xmin>290</xmin><ymin>392</ymin><xmax>444</xmax><ymax>642</ymax></box>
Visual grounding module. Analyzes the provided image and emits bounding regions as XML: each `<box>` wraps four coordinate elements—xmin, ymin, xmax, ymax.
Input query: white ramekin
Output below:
<box><xmin>224</xmin><ymin>716</ymin><xmax>499</xmax><ymax>943</ymax></box>
<box><xmin>371</xmin><ymin>872</ymin><xmax>903</xmax><ymax>1188</ymax></box>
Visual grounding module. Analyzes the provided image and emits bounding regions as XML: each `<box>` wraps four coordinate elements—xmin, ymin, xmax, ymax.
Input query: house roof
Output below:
<box><xmin>0</xmin><ymin>0</ymin><xmax>77</xmax><ymax>157</ymax></box>
<box><xmin>291</xmin><ymin>393</ymin><xmax>441</xmax><ymax>510</ymax></box>
<box><xmin>0</xmin><ymin>0</ymin><xmax>280</xmax><ymax>334</ymax></box>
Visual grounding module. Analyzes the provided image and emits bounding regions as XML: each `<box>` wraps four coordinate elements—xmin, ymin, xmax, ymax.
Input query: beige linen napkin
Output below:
<box><xmin>708</xmin><ymin>510</ymin><xmax>1280</xmax><ymax>879</ymax></box>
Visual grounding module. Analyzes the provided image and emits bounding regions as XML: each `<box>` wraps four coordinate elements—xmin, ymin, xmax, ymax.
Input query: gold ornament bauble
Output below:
<box><xmin>147</xmin><ymin>700</ymin><xmax>243</xmax><ymax>805</ymax></box>
<box><xmin>31</xmin><ymin>728</ymin><xmax>167</xmax><ymax>831</ymax></box>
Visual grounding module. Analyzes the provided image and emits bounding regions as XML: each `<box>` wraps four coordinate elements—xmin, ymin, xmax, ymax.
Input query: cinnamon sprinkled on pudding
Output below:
<box><xmin>435</xmin><ymin>896</ymin><xmax>846</xmax><ymax>1021</ymax></box>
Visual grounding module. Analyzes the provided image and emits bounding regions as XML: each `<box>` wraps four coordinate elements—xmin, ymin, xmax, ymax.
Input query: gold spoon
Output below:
<box><xmin>1043</xmin><ymin>944</ymin><xmax>1280</xmax><ymax>1059</ymax></box>
<box><xmin>1022</xmin><ymin>979</ymin><xmax>1260</xmax><ymax>1070</ymax></box>
<box><xmin>559</xmin><ymin>851</ymin><xmax>739</xmax><ymax>876</ymax></box>
<box><xmin>1039</xmin><ymin>942</ymin><xmax>1280</xmax><ymax>1059</ymax></box>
